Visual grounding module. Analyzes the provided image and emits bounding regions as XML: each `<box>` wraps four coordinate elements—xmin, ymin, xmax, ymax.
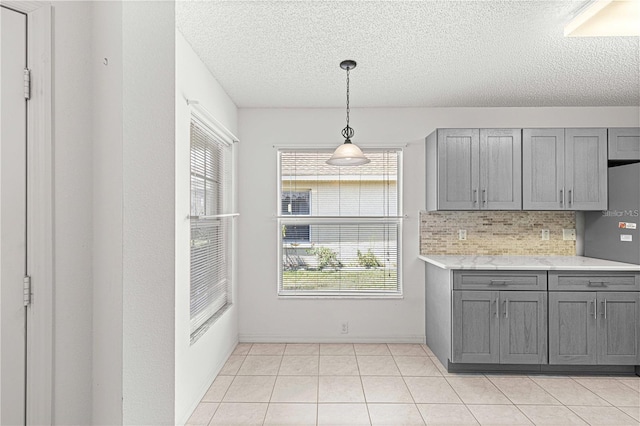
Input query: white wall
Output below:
<box><xmin>122</xmin><ymin>2</ymin><xmax>176</xmax><ymax>424</ymax></box>
<box><xmin>91</xmin><ymin>1</ymin><xmax>123</xmax><ymax>424</ymax></box>
<box><xmin>51</xmin><ymin>2</ymin><xmax>94</xmax><ymax>423</ymax></box>
<box><xmin>174</xmin><ymin>32</ymin><xmax>239</xmax><ymax>425</ymax></box>
<box><xmin>238</xmin><ymin>106</ymin><xmax>640</xmax><ymax>342</ymax></box>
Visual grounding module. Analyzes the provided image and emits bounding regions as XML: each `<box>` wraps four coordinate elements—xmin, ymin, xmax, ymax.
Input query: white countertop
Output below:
<box><xmin>418</xmin><ymin>255</ymin><xmax>640</xmax><ymax>271</ymax></box>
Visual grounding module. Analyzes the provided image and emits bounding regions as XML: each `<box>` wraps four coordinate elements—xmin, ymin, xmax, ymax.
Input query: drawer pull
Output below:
<box><xmin>588</xmin><ymin>281</ymin><xmax>609</xmax><ymax>287</ymax></box>
<box><xmin>490</xmin><ymin>280</ymin><xmax>513</xmax><ymax>286</ymax></box>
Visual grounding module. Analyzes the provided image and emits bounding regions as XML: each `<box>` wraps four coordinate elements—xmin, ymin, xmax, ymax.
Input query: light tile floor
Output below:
<box><xmin>188</xmin><ymin>343</ymin><xmax>640</xmax><ymax>425</ymax></box>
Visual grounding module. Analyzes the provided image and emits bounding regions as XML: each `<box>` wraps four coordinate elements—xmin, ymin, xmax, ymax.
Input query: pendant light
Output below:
<box><xmin>326</xmin><ymin>60</ymin><xmax>370</xmax><ymax>166</ymax></box>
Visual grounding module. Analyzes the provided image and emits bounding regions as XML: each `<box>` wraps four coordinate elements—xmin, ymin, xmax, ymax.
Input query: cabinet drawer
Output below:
<box><xmin>549</xmin><ymin>271</ymin><xmax>640</xmax><ymax>292</ymax></box>
<box><xmin>453</xmin><ymin>271</ymin><xmax>547</xmax><ymax>290</ymax></box>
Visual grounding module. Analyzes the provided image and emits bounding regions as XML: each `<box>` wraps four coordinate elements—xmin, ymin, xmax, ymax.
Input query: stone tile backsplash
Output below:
<box><xmin>420</xmin><ymin>211</ymin><xmax>576</xmax><ymax>256</ymax></box>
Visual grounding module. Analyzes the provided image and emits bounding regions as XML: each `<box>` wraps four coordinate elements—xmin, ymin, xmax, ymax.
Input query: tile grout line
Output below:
<box><xmin>484</xmin><ymin>375</ymin><xmax>559</xmax><ymax>425</ymax></box>
<box><xmin>316</xmin><ymin>347</ymin><xmax>320</xmax><ymax>426</ymax></box>
<box><xmin>392</xmin><ymin>353</ymin><xmax>427</xmax><ymax>425</ymax></box>
<box><xmin>357</xmin><ymin>345</ymin><xmax>373</xmax><ymax>425</ymax></box>
<box><xmin>440</xmin><ymin>373</ymin><xmax>482</xmax><ymax>425</ymax></box>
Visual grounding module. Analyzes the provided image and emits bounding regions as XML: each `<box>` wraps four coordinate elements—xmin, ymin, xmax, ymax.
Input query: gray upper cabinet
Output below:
<box><xmin>427</xmin><ymin>128</ymin><xmax>521</xmax><ymax>210</ymax></box>
<box><xmin>523</xmin><ymin>128</ymin><xmax>607</xmax><ymax>211</ymax></box>
<box><xmin>436</xmin><ymin>129</ymin><xmax>480</xmax><ymax>210</ymax></box>
<box><xmin>480</xmin><ymin>129</ymin><xmax>522</xmax><ymax>210</ymax></box>
<box><xmin>597</xmin><ymin>292</ymin><xmax>640</xmax><ymax>365</ymax></box>
<box><xmin>608</xmin><ymin>127</ymin><xmax>640</xmax><ymax>161</ymax></box>
<box><xmin>565</xmin><ymin>128</ymin><xmax>608</xmax><ymax>210</ymax></box>
<box><xmin>499</xmin><ymin>291</ymin><xmax>547</xmax><ymax>364</ymax></box>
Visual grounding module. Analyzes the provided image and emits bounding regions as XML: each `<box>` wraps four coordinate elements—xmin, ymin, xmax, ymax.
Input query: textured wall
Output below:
<box><xmin>421</xmin><ymin>211</ymin><xmax>576</xmax><ymax>255</ymax></box>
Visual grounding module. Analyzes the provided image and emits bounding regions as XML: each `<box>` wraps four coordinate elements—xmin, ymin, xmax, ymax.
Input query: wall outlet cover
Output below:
<box><xmin>563</xmin><ymin>228</ymin><xmax>576</xmax><ymax>241</ymax></box>
<box><xmin>458</xmin><ymin>229</ymin><xmax>467</xmax><ymax>240</ymax></box>
<box><xmin>541</xmin><ymin>229</ymin><xmax>550</xmax><ymax>240</ymax></box>
<box><xmin>341</xmin><ymin>322</ymin><xmax>349</xmax><ymax>334</ymax></box>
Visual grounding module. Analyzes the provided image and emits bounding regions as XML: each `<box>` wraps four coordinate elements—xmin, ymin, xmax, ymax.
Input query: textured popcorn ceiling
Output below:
<box><xmin>176</xmin><ymin>1</ymin><xmax>639</xmax><ymax>108</ymax></box>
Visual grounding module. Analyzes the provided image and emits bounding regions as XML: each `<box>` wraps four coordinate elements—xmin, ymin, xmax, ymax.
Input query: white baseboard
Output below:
<box><xmin>238</xmin><ymin>334</ymin><xmax>426</xmax><ymax>344</ymax></box>
<box><xmin>177</xmin><ymin>337</ymin><xmax>238</xmax><ymax>426</ymax></box>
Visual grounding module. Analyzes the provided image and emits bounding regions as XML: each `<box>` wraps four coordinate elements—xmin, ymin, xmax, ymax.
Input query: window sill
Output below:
<box><xmin>277</xmin><ymin>293</ymin><xmax>404</xmax><ymax>300</ymax></box>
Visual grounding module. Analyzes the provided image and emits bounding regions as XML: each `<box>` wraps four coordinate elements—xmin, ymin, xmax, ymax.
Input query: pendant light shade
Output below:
<box><xmin>326</xmin><ymin>60</ymin><xmax>370</xmax><ymax>166</ymax></box>
<box><xmin>326</xmin><ymin>141</ymin><xmax>370</xmax><ymax>166</ymax></box>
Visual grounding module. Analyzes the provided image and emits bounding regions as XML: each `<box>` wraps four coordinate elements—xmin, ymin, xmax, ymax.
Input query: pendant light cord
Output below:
<box><xmin>345</xmin><ymin>67</ymin><xmax>350</xmax><ymax>131</ymax></box>
<box><xmin>341</xmin><ymin>65</ymin><xmax>354</xmax><ymax>142</ymax></box>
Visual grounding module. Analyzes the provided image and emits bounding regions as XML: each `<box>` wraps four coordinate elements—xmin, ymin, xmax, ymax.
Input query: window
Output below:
<box><xmin>277</xmin><ymin>149</ymin><xmax>402</xmax><ymax>296</ymax></box>
<box><xmin>281</xmin><ymin>191</ymin><xmax>310</xmax><ymax>242</ymax></box>
<box><xmin>190</xmin><ymin>113</ymin><xmax>234</xmax><ymax>342</ymax></box>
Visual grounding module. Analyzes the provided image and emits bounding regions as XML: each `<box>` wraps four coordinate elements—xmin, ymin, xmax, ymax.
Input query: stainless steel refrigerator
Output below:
<box><xmin>585</xmin><ymin>163</ymin><xmax>640</xmax><ymax>265</ymax></box>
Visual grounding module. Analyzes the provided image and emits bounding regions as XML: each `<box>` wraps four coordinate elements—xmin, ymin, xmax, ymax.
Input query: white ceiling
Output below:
<box><xmin>176</xmin><ymin>1</ymin><xmax>640</xmax><ymax>108</ymax></box>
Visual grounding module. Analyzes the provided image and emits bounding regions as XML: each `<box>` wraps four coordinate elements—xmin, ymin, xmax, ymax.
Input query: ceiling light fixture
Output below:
<box><xmin>326</xmin><ymin>60</ymin><xmax>370</xmax><ymax>166</ymax></box>
<box><xmin>564</xmin><ymin>0</ymin><xmax>640</xmax><ymax>37</ymax></box>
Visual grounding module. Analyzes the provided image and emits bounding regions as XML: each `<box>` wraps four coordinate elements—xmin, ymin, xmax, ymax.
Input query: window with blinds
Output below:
<box><xmin>190</xmin><ymin>115</ymin><xmax>233</xmax><ymax>342</ymax></box>
<box><xmin>278</xmin><ymin>149</ymin><xmax>402</xmax><ymax>296</ymax></box>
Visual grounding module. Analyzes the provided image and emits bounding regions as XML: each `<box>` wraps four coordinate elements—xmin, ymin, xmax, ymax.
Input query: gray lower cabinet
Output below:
<box><xmin>598</xmin><ymin>292</ymin><xmax>640</xmax><ymax>365</ymax></box>
<box><xmin>500</xmin><ymin>291</ymin><xmax>548</xmax><ymax>364</ymax></box>
<box><xmin>549</xmin><ymin>291</ymin><xmax>640</xmax><ymax>365</ymax></box>
<box><xmin>549</xmin><ymin>292</ymin><xmax>597</xmax><ymax>364</ymax></box>
<box><xmin>452</xmin><ymin>290</ymin><xmax>547</xmax><ymax>364</ymax></box>
<box><xmin>522</xmin><ymin>128</ymin><xmax>607</xmax><ymax>210</ymax></box>
<box><xmin>452</xmin><ymin>290</ymin><xmax>499</xmax><ymax>363</ymax></box>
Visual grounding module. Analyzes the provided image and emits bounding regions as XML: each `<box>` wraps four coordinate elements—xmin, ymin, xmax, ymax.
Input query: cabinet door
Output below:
<box><xmin>608</xmin><ymin>127</ymin><xmax>640</xmax><ymax>161</ymax></box>
<box><xmin>549</xmin><ymin>292</ymin><xmax>597</xmax><ymax>365</ymax></box>
<box><xmin>452</xmin><ymin>291</ymin><xmax>499</xmax><ymax>363</ymax></box>
<box><xmin>499</xmin><ymin>291</ymin><xmax>547</xmax><ymax>364</ymax></box>
<box><xmin>597</xmin><ymin>292</ymin><xmax>640</xmax><ymax>365</ymax></box>
<box><xmin>565</xmin><ymin>128</ymin><xmax>608</xmax><ymax>211</ymax></box>
<box><xmin>522</xmin><ymin>129</ymin><xmax>565</xmax><ymax>210</ymax></box>
<box><xmin>480</xmin><ymin>129</ymin><xmax>522</xmax><ymax>210</ymax></box>
<box><xmin>437</xmin><ymin>129</ymin><xmax>480</xmax><ymax>210</ymax></box>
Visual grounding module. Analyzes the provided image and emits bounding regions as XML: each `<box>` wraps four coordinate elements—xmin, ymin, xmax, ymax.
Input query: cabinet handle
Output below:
<box><xmin>473</xmin><ymin>189</ymin><xmax>478</xmax><ymax>205</ymax></box>
<box><xmin>560</xmin><ymin>188</ymin><xmax>564</xmax><ymax>207</ymax></box>
<box><xmin>592</xmin><ymin>299</ymin><xmax>597</xmax><ymax>319</ymax></box>
<box><xmin>482</xmin><ymin>189</ymin><xmax>487</xmax><ymax>206</ymax></box>
<box><xmin>504</xmin><ymin>299</ymin><xmax>509</xmax><ymax>318</ymax></box>
<box><xmin>604</xmin><ymin>299</ymin><xmax>607</xmax><ymax>320</ymax></box>
<box><xmin>588</xmin><ymin>280</ymin><xmax>609</xmax><ymax>287</ymax></box>
<box><xmin>495</xmin><ymin>296</ymin><xmax>499</xmax><ymax>318</ymax></box>
<box><xmin>489</xmin><ymin>280</ymin><xmax>512</xmax><ymax>286</ymax></box>
<box><xmin>569</xmin><ymin>189</ymin><xmax>573</xmax><ymax>207</ymax></box>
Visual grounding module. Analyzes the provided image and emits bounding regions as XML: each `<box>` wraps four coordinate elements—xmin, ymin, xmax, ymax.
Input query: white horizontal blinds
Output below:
<box><xmin>280</xmin><ymin>151</ymin><xmax>398</xmax><ymax>217</ymax></box>
<box><xmin>190</xmin><ymin>117</ymin><xmax>233</xmax><ymax>336</ymax></box>
<box><xmin>278</xmin><ymin>149</ymin><xmax>401</xmax><ymax>295</ymax></box>
<box><xmin>281</xmin><ymin>223</ymin><xmax>399</xmax><ymax>293</ymax></box>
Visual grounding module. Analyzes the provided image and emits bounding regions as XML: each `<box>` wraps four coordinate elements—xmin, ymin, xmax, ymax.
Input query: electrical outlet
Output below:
<box><xmin>541</xmin><ymin>229</ymin><xmax>550</xmax><ymax>240</ymax></box>
<box><xmin>458</xmin><ymin>229</ymin><xmax>467</xmax><ymax>240</ymax></box>
<box><xmin>563</xmin><ymin>228</ymin><xmax>576</xmax><ymax>241</ymax></box>
<box><xmin>341</xmin><ymin>322</ymin><xmax>349</xmax><ymax>334</ymax></box>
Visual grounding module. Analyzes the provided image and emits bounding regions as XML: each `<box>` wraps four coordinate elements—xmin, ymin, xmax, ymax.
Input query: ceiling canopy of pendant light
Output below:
<box><xmin>326</xmin><ymin>60</ymin><xmax>370</xmax><ymax>167</ymax></box>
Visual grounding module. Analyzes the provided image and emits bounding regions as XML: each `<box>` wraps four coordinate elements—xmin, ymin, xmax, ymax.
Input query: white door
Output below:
<box><xmin>0</xmin><ymin>6</ymin><xmax>28</xmax><ymax>425</ymax></box>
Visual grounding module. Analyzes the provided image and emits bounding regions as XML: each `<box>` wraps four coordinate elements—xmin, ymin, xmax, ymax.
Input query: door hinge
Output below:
<box><xmin>24</xmin><ymin>68</ymin><xmax>31</xmax><ymax>100</ymax></box>
<box><xmin>23</xmin><ymin>275</ymin><xmax>31</xmax><ymax>306</ymax></box>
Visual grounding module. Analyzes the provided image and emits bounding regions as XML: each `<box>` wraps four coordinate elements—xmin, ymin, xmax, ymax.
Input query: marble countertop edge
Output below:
<box><xmin>418</xmin><ymin>255</ymin><xmax>640</xmax><ymax>271</ymax></box>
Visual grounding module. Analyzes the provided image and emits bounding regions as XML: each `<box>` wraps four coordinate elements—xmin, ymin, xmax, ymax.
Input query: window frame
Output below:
<box><xmin>276</xmin><ymin>148</ymin><xmax>403</xmax><ymax>298</ymax></box>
